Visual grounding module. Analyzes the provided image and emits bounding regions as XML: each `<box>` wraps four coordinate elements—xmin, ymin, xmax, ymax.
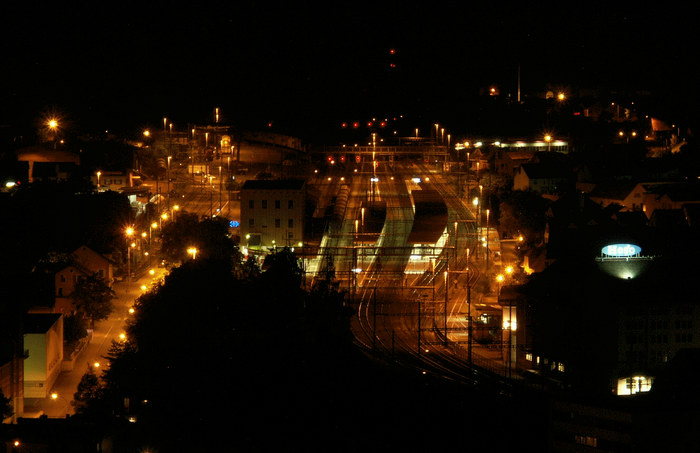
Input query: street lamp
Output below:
<box><xmin>96</xmin><ymin>171</ymin><xmax>101</xmax><ymax>188</ymax></box>
<box><xmin>485</xmin><ymin>209</ymin><xmax>490</xmax><ymax>268</ymax></box>
<box><xmin>187</xmin><ymin>247</ymin><xmax>198</xmax><ymax>260</ymax></box>
<box><xmin>466</xmin><ymin>248</ymin><xmax>472</xmax><ymax>366</ymax></box>
<box><xmin>150</xmin><ymin>222</ymin><xmax>158</xmax><ymax>245</ymax></box>
<box><xmin>125</xmin><ymin>227</ymin><xmax>134</xmax><ymax>283</ymax></box>
<box><xmin>50</xmin><ymin>392</ymin><xmax>71</xmax><ymax>417</ymax></box>
<box><xmin>444</xmin><ymin>269</ymin><xmax>448</xmax><ymax>346</ymax></box>
<box><xmin>167</xmin><ymin>156</ymin><xmax>172</xmax><ymax>210</ymax></box>
<box><xmin>47</xmin><ymin>118</ymin><xmax>59</xmax><ymax>148</ymax></box>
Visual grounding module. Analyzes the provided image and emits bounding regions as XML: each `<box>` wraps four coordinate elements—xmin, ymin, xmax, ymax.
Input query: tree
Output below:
<box><xmin>72</xmin><ymin>366</ymin><xmax>104</xmax><ymax>415</ymax></box>
<box><xmin>497</xmin><ymin>190</ymin><xmax>549</xmax><ymax>244</ymax></box>
<box><xmin>159</xmin><ymin>212</ymin><xmax>240</xmax><ymax>264</ymax></box>
<box><xmin>71</xmin><ymin>273</ymin><xmax>115</xmax><ymax>325</ymax></box>
<box><xmin>63</xmin><ymin>313</ymin><xmax>89</xmax><ymax>345</ymax></box>
<box><xmin>0</xmin><ymin>388</ymin><xmax>12</xmax><ymax>421</ymax></box>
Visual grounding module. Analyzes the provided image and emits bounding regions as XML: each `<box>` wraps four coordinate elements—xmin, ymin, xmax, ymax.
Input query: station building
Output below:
<box><xmin>240</xmin><ymin>179</ymin><xmax>306</xmax><ymax>251</ymax></box>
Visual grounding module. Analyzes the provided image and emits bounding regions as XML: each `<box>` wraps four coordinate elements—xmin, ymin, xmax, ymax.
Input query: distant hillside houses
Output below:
<box><xmin>586</xmin><ymin>181</ymin><xmax>700</xmax><ymax>221</ymax></box>
<box><xmin>513</xmin><ymin>162</ymin><xmax>573</xmax><ymax>193</ymax></box>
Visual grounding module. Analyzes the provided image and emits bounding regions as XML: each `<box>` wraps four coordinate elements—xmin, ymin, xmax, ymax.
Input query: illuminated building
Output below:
<box><xmin>240</xmin><ymin>179</ymin><xmax>305</xmax><ymax>250</ymax></box>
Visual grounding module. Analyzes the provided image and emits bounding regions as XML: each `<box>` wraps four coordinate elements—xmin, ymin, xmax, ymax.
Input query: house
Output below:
<box><xmin>588</xmin><ymin>181</ymin><xmax>647</xmax><ymax>212</ymax></box>
<box><xmin>71</xmin><ymin>245</ymin><xmax>114</xmax><ymax>287</ymax></box>
<box><xmin>50</xmin><ymin>246</ymin><xmax>114</xmax><ymax>314</ymax></box>
<box><xmin>1</xmin><ymin>313</ymin><xmax>25</xmax><ymax>422</ymax></box>
<box><xmin>641</xmin><ymin>182</ymin><xmax>700</xmax><ymax>219</ymax></box>
<box><xmin>513</xmin><ymin>162</ymin><xmax>572</xmax><ymax>193</ymax></box>
<box><xmin>492</xmin><ymin>149</ymin><xmax>536</xmax><ymax>178</ymax></box>
<box><xmin>240</xmin><ymin>179</ymin><xmax>306</xmax><ymax>250</ymax></box>
<box><xmin>23</xmin><ymin>314</ymin><xmax>63</xmax><ymax>398</ymax></box>
<box><xmin>52</xmin><ymin>263</ymin><xmax>92</xmax><ymax>313</ymax></box>
<box><xmin>0</xmin><ymin>354</ymin><xmax>24</xmax><ymax>422</ymax></box>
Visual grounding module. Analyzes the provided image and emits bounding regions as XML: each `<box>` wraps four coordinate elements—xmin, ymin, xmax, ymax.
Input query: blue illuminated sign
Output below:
<box><xmin>229</xmin><ymin>220</ymin><xmax>240</xmax><ymax>228</ymax></box>
<box><xmin>602</xmin><ymin>244</ymin><xmax>641</xmax><ymax>257</ymax></box>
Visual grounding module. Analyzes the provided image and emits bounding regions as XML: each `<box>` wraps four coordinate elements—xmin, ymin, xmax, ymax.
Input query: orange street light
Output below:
<box><xmin>187</xmin><ymin>247</ymin><xmax>198</xmax><ymax>260</ymax></box>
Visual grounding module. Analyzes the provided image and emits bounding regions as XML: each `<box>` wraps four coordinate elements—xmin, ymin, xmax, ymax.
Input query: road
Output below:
<box><xmin>23</xmin><ymin>266</ymin><xmax>168</xmax><ymax>418</ymax></box>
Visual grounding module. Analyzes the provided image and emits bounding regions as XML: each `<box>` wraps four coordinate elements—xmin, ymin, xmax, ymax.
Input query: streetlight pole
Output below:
<box><xmin>454</xmin><ymin>221</ymin><xmax>458</xmax><ymax>267</ymax></box>
<box><xmin>485</xmin><ymin>209</ymin><xmax>490</xmax><ymax>269</ymax></box>
<box><xmin>466</xmin><ymin>149</ymin><xmax>470</xmax><ymax>198</ymax></box>
<box><xmin>125</xmin><ymin>227</ymin><xmax>134</xmax><ymax>285</ymax></box>
<box><xmin>417</xmin><ymin>294</ymin><xmax>421</xmax><ymax>357</ymax></box>
<box><xmin>167</xmin><ymin>156</ymin><xmax>172</xmax><ymax>210</ymax></box>
<box><xmin>466</xmin><ymin>248</ymin><xmax>472</xmax><ymax>368</ymax></box>
<box><xmin>444</xmin><ymin>267</ymin><xmax>448</xmax><ymax>346</ymax></box>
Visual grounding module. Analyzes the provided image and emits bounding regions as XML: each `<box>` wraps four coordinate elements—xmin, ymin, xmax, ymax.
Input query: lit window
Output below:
<box><xmin>617</xmin><ymin>376</ymin><xmax>654</xmax><ymax>395</ymax></box>
<box><xmin>575</xmin><ymin>436</ymin><xmax>597</xmax><ymax>447</ymax></box>
<box><xmin>525</xmin><ymin>353</ymin><xmax>532</xmax><ymax>362</ymax></box>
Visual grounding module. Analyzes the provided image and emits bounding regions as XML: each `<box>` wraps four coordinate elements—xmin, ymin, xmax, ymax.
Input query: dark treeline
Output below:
<box><xmin>72</xmin><ymin>247</ymin><xmax>542</xmax><ymax>451</ymax></box>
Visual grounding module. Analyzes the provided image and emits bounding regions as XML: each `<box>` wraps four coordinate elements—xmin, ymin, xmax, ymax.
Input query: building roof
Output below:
<box><xmin>407</xmin><ymin>189</ymin><xmax>447</xmax><ymax>244</ymax></box>
<box><xmin>518</xmin><ymin>162</ymin><xmax>570</xmax><ymax>180</ymax></box>
<box><xmin>241</xmin><ymin>179</ymin><xmax>305</xmax><ymax>191</ymax></box>
<box><xmin>643</xmin><ymin>182</ymin><xmax>700</xmax><ymax>202</ymax></box>
<box><xmin>589</xmin><ymin>181</ymin><xmax>638</xmax><ymax>201</ymax></box>
<box><xmin>15</xmin><ymin>146</ymin><xmax>81</xmax><ymax>163</ymax></box>
<box><xmin>23</xmin><ymin>313</ymin><xmax>62</xmax><ymax>333</ymax></box>
<box><xmin>72</xmin><ymin>245</ymin><xmax>115</xmax><ymax>265</ymax></box>
<box><xmin>505</xmin><ymin>151</ymin><xmax>536</xmax><ymax>162</ymax></box>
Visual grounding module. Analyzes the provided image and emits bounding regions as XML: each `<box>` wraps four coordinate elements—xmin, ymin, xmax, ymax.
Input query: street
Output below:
<box><xmin>22</xmin><ymin>268</ymin><xmax>167</xmax><ymax>418</ymax></box>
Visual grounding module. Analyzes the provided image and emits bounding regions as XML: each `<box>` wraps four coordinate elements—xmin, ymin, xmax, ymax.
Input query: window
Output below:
<box><xmin>275</xmin><ymin>219</ymin><xmax>280</xmax><ymax>228</ymax></box>
<box><xmin>249</xmin><ymin>200</ymin><xmax>254</xmax><ymax>209</ymax></box>
<box><xmin>249</xmin><ymin>218</ymin><xmax>254</xmax><ymax>227</ymax></box>
<box><xmin>60</xmin><ymin>275</ymin><xmax>66</xmax><ymax>282</ymax></box>
<box><xmin>288</xmin><ymin>219</ymin><xmax>294</xmax><ymax>228</ymax></box>
<box><xmin>275</xmin><ymin>200</ymin><xmax>280</xmax><ymax>209</ymax></box>
<box><xmin>288</xmin><ymin>200</ymin><xmax>294</xmax><ymax>209</ymax></box>
<box><xmin>575</xmin><ymin>435</ymin><xmax>597</xmax><ymax>448</ymax></box>
<box><xmin>525</xmin><ymin>353</ymin><xmax>532</xmax><ymax>362</ymax></box>
<box><xmin>262</xmin><ymin>200</ymin><xmax>267</xmax><ymax>209</ymax></box>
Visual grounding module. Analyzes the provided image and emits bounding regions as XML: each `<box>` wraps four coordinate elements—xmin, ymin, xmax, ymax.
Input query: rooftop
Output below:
<box><xmin>241</xmin><ymin>179</ymin><xmax>305</xmax><ymax>191</ymax></box>
<box><xmin>23</xmin><ymin>313</ymin><xmax>62</xmax><ymax>333</ymax></box>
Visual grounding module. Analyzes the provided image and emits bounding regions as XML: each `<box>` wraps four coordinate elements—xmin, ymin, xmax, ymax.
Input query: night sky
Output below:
<box><xmin>2</xmin><ymin>2</ymin><xmax>698</xmax><ymax>139</ymax></box>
